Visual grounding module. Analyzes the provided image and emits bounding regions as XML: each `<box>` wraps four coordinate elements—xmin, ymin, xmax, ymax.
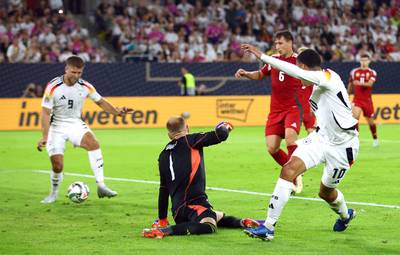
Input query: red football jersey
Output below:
<box><xmin>349</xmin><ymin>67</ymin><xmax>377</xmax><ymax>102</ymax></box>
<box><xmin>299</xmin><ymin>85</ymin><xmax>313</xmax><ymax>113</ymax></box>
<box><xmin>261</xmin><ymin>54</ymin><xmax>303</xmax><ymax>112</ymax></box>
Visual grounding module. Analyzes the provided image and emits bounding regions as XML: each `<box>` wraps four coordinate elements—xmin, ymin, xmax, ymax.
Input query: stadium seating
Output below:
<box><xmin>0</xmin><ymin>1</ymin><xmax>108</xmax><ymax>63</ymax></box>
<box><xmin>94</xmin><ymin>0</ymin><xmax>400</xmax><ymax>63</ymax></box>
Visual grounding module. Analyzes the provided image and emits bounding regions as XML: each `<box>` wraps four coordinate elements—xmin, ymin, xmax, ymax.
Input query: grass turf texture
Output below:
<box><xmin>0</xmin><ymin>125</ymin><xmax>399</xmax><ymax>254</ymax></box>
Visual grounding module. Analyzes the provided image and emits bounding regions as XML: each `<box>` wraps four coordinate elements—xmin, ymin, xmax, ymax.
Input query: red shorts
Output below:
<box><xmin>265</xmin><ymin>107</ymin><xmax>301</xmax><ymax>137</ymax></box>
<box><xmin>353</xmin><ymin>100</ymin><xmax>374</xmax><ymax>118</ymax></box>
<box><xmin>303</xmin><ymin>110</ymin><xmax>316</xmax><ymax>130</ymax></box>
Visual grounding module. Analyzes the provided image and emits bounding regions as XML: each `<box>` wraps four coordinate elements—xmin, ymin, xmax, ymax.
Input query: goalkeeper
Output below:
<box><xmin>143</xmin><ymin>116</ymin><xmax>258</xmax><ymax>238</ymax></box>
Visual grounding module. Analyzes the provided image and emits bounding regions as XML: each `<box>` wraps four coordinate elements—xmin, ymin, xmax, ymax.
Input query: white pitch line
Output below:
<box><xmin>32</xmin><ymin>170</ymin><xmax>400</xmax><ymax>209</ymax></box>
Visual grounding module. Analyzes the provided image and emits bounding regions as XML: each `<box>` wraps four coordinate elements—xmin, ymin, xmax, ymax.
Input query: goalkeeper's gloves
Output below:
<box><xmin>152</xmin><ymin>218</ymin><xmax>169</xmax><ymax>228</ymax></box>
<box><xmin>216</xmin><ymin>121</ymin><xmax>234</xmax><ymax>132</ymax></box>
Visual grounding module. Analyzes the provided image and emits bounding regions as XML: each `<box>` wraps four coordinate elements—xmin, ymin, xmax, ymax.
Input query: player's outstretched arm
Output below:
<box><xmin>235</xmin><ymin>68</ymin><xmax>263</xmax><ymax>80</ymax></box>
<box><xmin>37</xmin><ymin>107</ymin><xmax>51</xmax><ymax>151</ymax></box>
<box><xmin>190</xmin><ymin>122</ymin><xmax>233</xmax><ymax>149</ymax></box>
<box><xmin>241</xmin><ymin>44</ymin><xmax>323</xmax><ymax>86</ymax></box>
<box><xmin>95</xmin><ymin>98</ymin><xmax>133</xmax><ymax>116</ymax></box>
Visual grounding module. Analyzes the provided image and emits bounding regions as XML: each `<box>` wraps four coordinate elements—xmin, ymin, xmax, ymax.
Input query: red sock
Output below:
<box><xmin>369</xmin><ymin>124</ymin><xmax>377</xmax><ymax>139</ymax></box>
<box><xmin>270</xmin><ymin>149</ymin><xmax>288</xmax><ymax>166</ymax></box>
<box><xmin>287</xmin><ymin>145</ymin><xmax>298</xmax><ymax>158</ymax></box>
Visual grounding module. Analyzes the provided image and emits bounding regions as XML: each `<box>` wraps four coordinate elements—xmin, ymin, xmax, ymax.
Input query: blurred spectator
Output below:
<box><xmin>1</xmin><ymin>1</ymin><xmax>109</xmax><ymax>63</ymax></box>
<box><xmin>96</xmin><ymin>0</ymin><xmax>400</xmax><ymax>63</ymax></box>
<box><xmin>21</xmin><ymin>83</ymin><xmax>43</xmax><ymax>98</ymax></box>
<box><xmin>7</xmin><ymin>37</ymin><xmax>26</xmax><ymax>63</ymax></box>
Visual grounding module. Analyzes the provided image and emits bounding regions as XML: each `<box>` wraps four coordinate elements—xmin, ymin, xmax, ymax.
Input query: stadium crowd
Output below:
<box><xmin>0</xmin><ymin>0</ymin><xmax>109</xmax><ymax>63</ymax></box>
<box><xmin>95</xmin><ymin>0</ymin><xmax>400</xmax><ymax>62</ymax></box>
<box><xmin>1</xmin><ymin>0</ymin><xmax>399</xmax><ymax>63</ymax></box>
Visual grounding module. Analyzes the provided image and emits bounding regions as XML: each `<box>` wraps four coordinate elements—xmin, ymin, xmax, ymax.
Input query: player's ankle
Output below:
<box><xmin>96</xmin><ymin>181</ymin><xmax>106</xmax><ymax>188</ymax></box>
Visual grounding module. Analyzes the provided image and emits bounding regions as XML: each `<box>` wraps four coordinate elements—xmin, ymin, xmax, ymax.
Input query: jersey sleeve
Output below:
<box><xmin>41</xmin><ymin>83</ymin><xmax>55</xmax><ymax>109</ymax></box>
<box><xmin>158</xmin><ymin>159</ymin><xmax>169</xmax><ymax>219</ymax></box>
<box><xmin>260</xmin><ymin>53</ymin><xmax>328</xmax><ymax>87</ymax></box>
<box><xmin>187</xmin><ymin>126</ymin><xmax>229</xmax><ymax>149</ymax></box>
<box><xmin>369</xmin><ymin>70</ymin><xmax>377</xmax><ymax>81</ymax></box>
<box><xmin>260</xmin><ymin>64</ymin><xmax>271</xmax><ymax>77</ymax></box>
<box><xmin>348</xmin><ymin>69</ymin><xmax>356</xmax><ymax>83</ymax></box>
<box><xmin>82</xmin><ymin>81</ymin><xmax>102</xmax><ymax>102</ymax></box>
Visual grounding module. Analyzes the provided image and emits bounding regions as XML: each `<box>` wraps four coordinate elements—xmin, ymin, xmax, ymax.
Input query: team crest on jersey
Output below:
<box><xmin>355</xmin><ymin>73</ymin><xmax>360</xmax><ymax>77</ymax></box>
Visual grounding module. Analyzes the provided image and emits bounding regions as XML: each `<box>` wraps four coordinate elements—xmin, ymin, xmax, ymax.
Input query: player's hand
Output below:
<box><xmin>241</xmin><ymin>44</ymin><xmax>262</xmax><ymax>58</ymax></box>
<box><xmin>116</xmin><ymin>107</ymin><xmax>134</xmax><ymax>116</ymax></box>
<box><xmin>151</xmin><ymin>218</ymin><xmax>169</xmax><ymax>228</ymax></box>
<box><xmin>216</xmin><ymin>121</ymin><xmax>234</xmax><ymax>132</ymax></box>
<box><xmin>235</xmin><ymin>69</ymin><xmax>247</xmax><ymax>79</ymax></box>
<box><xmin>37</xmin><ymin>138</ymin><xmax>47</xmax><ymax>152</ymax></box>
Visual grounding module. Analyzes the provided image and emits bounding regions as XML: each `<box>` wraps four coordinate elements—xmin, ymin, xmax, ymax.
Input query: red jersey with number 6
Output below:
<box><xmin>349</xmin><ymin>67</ymin><xmax>377</xmax><ymax>103</ymax></box>
<box><xmin>261</xmin><ymin>54</ymin><xmax>303</xmax><ymax>113</ymax></box>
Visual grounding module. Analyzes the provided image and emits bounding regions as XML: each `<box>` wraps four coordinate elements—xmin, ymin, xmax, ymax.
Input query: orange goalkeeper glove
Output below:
<box><xmin>216</xmin><ymin>121</ymin><xmax>234</xmax><ymax>132</ymax></box>
<box><xmin>151</xmin><ymin>218</ymin><xmax>169</xmax><ymax>228</ymax></box>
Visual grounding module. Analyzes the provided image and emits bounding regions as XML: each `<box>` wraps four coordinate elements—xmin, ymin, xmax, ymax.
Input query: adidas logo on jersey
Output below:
<box><xmin>60</xmin><ymin>95</ymin><xmax>66</xmax><ymax>100</ymax></box>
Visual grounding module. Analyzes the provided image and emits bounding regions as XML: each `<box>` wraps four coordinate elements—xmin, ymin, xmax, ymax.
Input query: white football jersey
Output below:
<box><xmin>260</xmin><ymin>54</ymin><xmax>358</xmax><ymax>144</ymax></box>
<box><xmin>308</xmin><ymin>69</ymin><xmax>358</xmax><ymax>144</ymax></box>
<box><xmin>41</xmin><ymin>76</ymin><xmax>102</xmax><ymax>125</ymax></box>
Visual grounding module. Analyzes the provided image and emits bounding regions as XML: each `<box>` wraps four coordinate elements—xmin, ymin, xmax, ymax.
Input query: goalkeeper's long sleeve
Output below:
<box><xmin>158</xmin><ymin>167</ymin><xmax>169</xmax><ymax>219</ymax></box>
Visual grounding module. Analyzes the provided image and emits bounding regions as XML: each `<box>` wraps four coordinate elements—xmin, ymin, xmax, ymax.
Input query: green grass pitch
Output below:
<box><xmin>0</xmin><ymin>125</ymin><xmax>399</xmax><ymax>254</ymax></box>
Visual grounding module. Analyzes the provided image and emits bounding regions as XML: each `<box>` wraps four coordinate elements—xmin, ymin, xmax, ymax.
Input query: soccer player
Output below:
<box><xmin>235</xmin><ymin>30</ymin><xmax>304</xmax><ymax>193</ymax></box>
<box><xmin>241</xmin><ymin>44</ymin><xmax>359</xmax><ymax>241</ymax></box>
<box><xmin>348</xmin><ymin>54</ymin><xmax>379</xmax><ymax>147</ymax></box>
<box><xmin>37</xmin><ymin>55</ymin><xmax>133</xmax><ymax>204</ymax></box>
<box><xmin>142</xmin><ymin>117</ymin><xmax>259</xmax><ymax>238</ymax></box>
<box><xmin>297</xmin><ymin>47</ymin><xmax>316</xmax><ymax>134</ymax></box>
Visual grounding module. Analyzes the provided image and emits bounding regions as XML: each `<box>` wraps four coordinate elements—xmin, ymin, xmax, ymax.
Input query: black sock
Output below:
<box><xmin>217</xmin><ymin>215</ymin><xmax>242</xmax><ymax>228</ymax></box>
<box><xmin>164</xmin><ymin>222</ymin><xmax>216</xmax><ymax>236</ymax></box>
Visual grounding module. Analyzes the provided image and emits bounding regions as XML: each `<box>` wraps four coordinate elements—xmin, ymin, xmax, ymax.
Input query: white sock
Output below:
<box><xmin>264</xmin><ymin>178</ymin><xmax>293</xmax><ymax>229</ymax></box>
<box><xmin>50</xmin><ymin>171</ymin><xmax>63</xmax><ymax>193</ymax></box>
<box><xmin>88</xmin><ymin>149</ymin><xmax>105</xmax><ymax>187</ymax></box>
<box><xmin>329</xmin><ymin>189</ymin><xmax>349</xmax><ymax>220</ymax></box>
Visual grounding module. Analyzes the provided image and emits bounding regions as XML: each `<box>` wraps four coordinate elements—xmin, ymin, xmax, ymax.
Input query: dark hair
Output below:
<box><xmin>360</xmin><ymin>53</ymin><xmax>371</xmax><ymax>59</ymax></box>
<box><xmin>274</xmin><ymin>30</ymin><xmax>293</xmax><ymax>42</ymax></box>
<box><xmin>297</xmin><ymin>49</ymin><xmax>322</xmax><ymax>68</ymax></box>
<box><xmin>66</xmin><ymin>55</ymin><xmax>85</xmax><ymax>68</ymax></box>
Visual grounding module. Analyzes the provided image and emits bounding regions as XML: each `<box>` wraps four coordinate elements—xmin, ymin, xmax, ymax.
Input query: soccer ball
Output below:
<box><xmin>67</xmin><ymin>181</ymin><xmax>90</xmax><ymax>203</ymax></box>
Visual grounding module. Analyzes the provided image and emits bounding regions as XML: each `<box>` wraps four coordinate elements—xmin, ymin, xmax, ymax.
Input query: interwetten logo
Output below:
<box><xmin>216</xmin><ymin>99</ymin><xmax>253</xmax><ymax>122</ymax></box>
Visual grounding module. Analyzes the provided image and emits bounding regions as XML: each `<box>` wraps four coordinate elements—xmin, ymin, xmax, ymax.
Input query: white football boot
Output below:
<box><xmin>97</xmin><ymin>186</ymin><xmax>118</xmax><ymax>198</ymax></box>
<box><xmin>41</xmin><ymin>191</ymin><xmax>59</xmax><ymax>204</ymax></box>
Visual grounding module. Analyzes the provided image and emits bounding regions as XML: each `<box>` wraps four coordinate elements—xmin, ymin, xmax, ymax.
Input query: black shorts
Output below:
<box><xmin>174</xmin><ymin>200</ymin><xmax>216</xmax><ymax>224</ymax></box>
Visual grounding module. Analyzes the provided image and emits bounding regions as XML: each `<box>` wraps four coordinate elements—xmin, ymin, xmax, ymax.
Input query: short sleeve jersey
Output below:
<box><xmin>309</xmin><ymin>69</ymin><xmax>358</xmax><ymax>144</ymax></box>
<box><xmin>261</xmin><ymin>54</ymin><xmax>303</xmax><ymax>112</ymax></box>
<box><xmin>41</xmin><ymin>76</ymin><xmax>102</xmax><ymax>125</ymax></box>
<box><xmin>349</xmin><ymin>67</ymin><xmax>377</xmax><ymax>102</ymax></box>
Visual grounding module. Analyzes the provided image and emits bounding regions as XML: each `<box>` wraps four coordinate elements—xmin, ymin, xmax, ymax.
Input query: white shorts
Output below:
<box><xmin>46</xmin><ymin>121</ymin><xmax>93</xmax><ymax>156</ymax></box>
<box><xmin>293</xmin><ymin>131</ymin><xmax>359</xmax><ymax>188</ymax></box>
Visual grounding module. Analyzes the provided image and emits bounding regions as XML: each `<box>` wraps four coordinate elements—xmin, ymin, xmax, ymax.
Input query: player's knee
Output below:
<box><xmin>91</xmin><ymin>139</ymin><xmax>100</xmax><ymax>149</ymax></box>
<box><xmin>52</xmin><ymin>161</ymin><xmax>63</xmax><ymax>172</ymax></box>
<box><xmin>280</xmin><ymin>163</ymin><xmax>297</xmax><ymax>181</ymax></box>
<box><xmin>82</xmin><ymin>138</ymin><xmax>100</xmax><ymax>150</ymax></box>
<box><xmin>267</xmin><ymin>144</ymin><xmax>279</xmax><ymax>154</ymax></box>
<box><xmin>318</xmin><ymin>190</ymin><xmax>334</xmax><ymax>202</ymax></box>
